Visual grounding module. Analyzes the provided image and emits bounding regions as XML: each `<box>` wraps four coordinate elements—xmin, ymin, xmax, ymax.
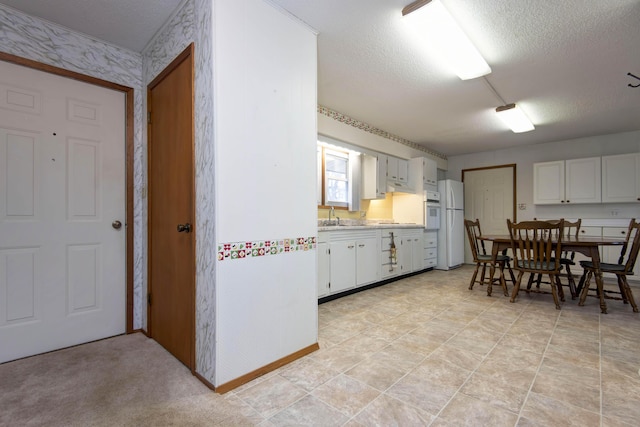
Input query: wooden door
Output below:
<box><xmin>147</xmin><ymin>45</ymin><xmax>195</xmax><ymax>369</ymax></box>
<box><xmin>462</xmin><ymin>165</ymin><xmax>516</xmax><ymax>264</ymax></box>
<box><xmin>0</xmin><ymin>59</ymin><xmax>126</xmax><ymax>363</ymax></box>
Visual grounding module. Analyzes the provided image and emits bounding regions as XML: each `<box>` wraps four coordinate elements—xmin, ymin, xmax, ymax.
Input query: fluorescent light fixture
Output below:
<box><xmin>402</xmin><ymin>0</ymin><xmax>491</xmax><ymax>80</ymax></box>
<box><xmin>495</xmin><ymin>103</ymin><xmax>535</xmax><ymax>133</ymax></box>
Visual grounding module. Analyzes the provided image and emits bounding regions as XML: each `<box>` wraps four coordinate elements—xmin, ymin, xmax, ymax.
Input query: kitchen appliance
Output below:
<box><xmin>436</xmin><ymin>179</ymin><xmax>464</xmax><ymax>270</ymax></box>
<box><xmin>424</xmin><ymin>190</ymin><xmax>441</xmax><ymax>230</ymax></box>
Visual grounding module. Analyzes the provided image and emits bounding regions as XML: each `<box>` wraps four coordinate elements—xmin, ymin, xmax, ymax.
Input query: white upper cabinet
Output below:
<box><xmin>565</xmin><ymin>157</ymin><xmax>601</xmax><ymax>203</ymax></box>
<box><xmin>387</xmin><ymin>156</ymin><xmax>408</xmax><ymax>183</ymax></box>
<box><xmin>533</xmin><ymin>160</ymin><xmax>565</xmax><ymax>204</ymax></box>
<box><xmin>602</xmin><ymin>153</ymin><xmax>640</xmax><ymax>203</ymax></box>
<box><xmin>409</xmin><ymin>157</ymin><xmax>438</xmax><ymax>191</ymax></box>
<box><xmin>361</xmin><ymin>153</ymin><xmax>387</xmax><ymax>199</ymax></box>
<box><xmin>423</xmin><ymin>157</ymin><xmax>438</xmax><ymax>188</ymax></box>
<box><xmin>533</xmin><ymin>157</ymin><xmax>601</xmax><ymax>204</ymax></box>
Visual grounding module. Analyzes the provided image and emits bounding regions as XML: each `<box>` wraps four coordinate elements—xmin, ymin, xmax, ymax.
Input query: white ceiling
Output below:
<box><xmin>3</xmin><ymin>0</ymin><xmax>640</xmax><ymax>157</ymax></box>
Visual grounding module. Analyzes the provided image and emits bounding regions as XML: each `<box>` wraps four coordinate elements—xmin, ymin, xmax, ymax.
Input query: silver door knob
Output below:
<box><xmin>112</xmin><ymin>220</ymin><xmax>122</xmax><ymax>229</ymax></box>
<box><xmin>177</xmin><ymin>223</ymin><xmax>192</xmax><ymax>233</ymax></box>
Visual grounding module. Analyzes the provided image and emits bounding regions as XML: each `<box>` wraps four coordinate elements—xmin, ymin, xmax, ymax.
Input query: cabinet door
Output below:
<box><xmin>356</xmin><ymin>237</ymin><xmax>379</xmax><ymax>285</ymax></box>
<box><xmin>601</xmin><ymin>227</ymin><xmax>633</xmax><ymax>280</ymax></box>
<box><xmin>565</xmin><ymin>157</ymin><xmax>601</xmax><ymax>204</ymax></box>
<box><xmin>362</xmin><ymin>154</ymin><xmax>385</xmax><ymax>200</ymax></box>
<box><xmin>575</xmin><ymin>227</ymin><xmax>602</xmax><ymax>267</ymax></box>
<box><xmin>317</xmin><ymin>242</ymin><xmax>330</xmax><ymax>297</ymax></box>
<box><xmin>602</xmin><ymin>153</ymin><xmax>640</xmax><ymax>203</ymax></box>
<box><xmin>387</xmin><ymin>156</ymin><xmax>399</xmax><ymax>181</ymax></box>
<box><xmin>329</xmin><ymin>241</ymin><xmax>356</xmax><ymax>293</ymax></box>
<box><xmin>423</xmin><ymin>157</ymin><xmax>437</xmax><ymax>187</ymax></box>
<box><xmin>534</xmin><ymin>161</ymin><xmax>565</xmax><ymax>204</ymax></box>
<box><xmin>411</xmin><ymin>236</ymin><xmax>423</xmax><ymax>271</ymax></box>
<box><xmin>397</xmin><ymin>159</ymin><xmax>409</xmax><ymax>183</ymax></box>
<box><xmin>398</xmin><ymin>235</ymin><xmax>412</xmax><ymax>273</ymax></box>
<box><xmin>376</xmin><ymin>154</ymin><xmax>388</xmax><ymax>198</ymax></box>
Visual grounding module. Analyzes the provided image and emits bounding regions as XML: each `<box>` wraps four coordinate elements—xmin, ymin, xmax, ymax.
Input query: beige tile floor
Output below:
<box><xmin>227</xmin><ymin>265</ymin><xmax>640</xmax><ymax>426</ymax></box>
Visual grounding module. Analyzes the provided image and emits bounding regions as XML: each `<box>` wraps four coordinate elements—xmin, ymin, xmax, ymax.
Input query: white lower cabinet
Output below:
<box><xmin>356</xmin><ymin>238</ymin><xmax>379</xmax><ymax>285</ymax></box>
<box><xmin>329</xmin><ymin>240</ymin><xmax>357</xmax><ymax>293</ymax></box>
<box><xmin>320</xmin><ymin>229</ymin><xmax>380</xmax><ymax>297</ymax></box>
<box><xmin>576</xmin><ymin>225</ymin><xmax>639</xmax><ymax>282</ymax></box>
<box><xmin>424</xmin><ymin>231</ymin><xmax>438</xmax><ymax>269</ymax></box>
<box><xmin>601</xmin><ymin>227</ymin><xmax>640</xmax><ymax>280</ymax></box>
<box><xmin>317</xmin><ymin>241</ymin><xmax>331</xmax><ymax>298</ymax></box>
<box><xmin>399</xmin><ymin>229</ymin><xmax>424</xmax><ymax>273</ymax></box>
<box><xmin>318</xmin><ymin>227</ymin><xmax>433</xmax><ymax>299</ymax></box>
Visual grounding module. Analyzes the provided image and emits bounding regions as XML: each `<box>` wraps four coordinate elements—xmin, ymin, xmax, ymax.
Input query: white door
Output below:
<box><xmin>463</xmin><ymin>167</ymin><xmax>515</xmax><ymax>263</ymax></box>
<box><xmin>0</xmin><ymin>60</ymin><xmax>126</xmax><ymax>363</ymax></box>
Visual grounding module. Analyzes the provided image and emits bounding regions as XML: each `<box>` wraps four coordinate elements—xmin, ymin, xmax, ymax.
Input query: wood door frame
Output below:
<box><xmin>0</xmin><ymin>51</ymin><xmax>136</xmax><ymax>333</ymax></box>
<box><xmin>461</xmin><ymin>164</ymin><xmax>517</xmax><ymax>222</ymax></box>
<box><xmin>146</xmin><ymin>44</ymin><xmax>196</xmax><ymax>371</ymax></box>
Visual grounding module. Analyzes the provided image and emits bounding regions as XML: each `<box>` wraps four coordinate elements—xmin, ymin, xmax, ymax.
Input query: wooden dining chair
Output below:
<box><xmin>577</xmin><ymin>219</ymin><xmax>640</xmax><ymax>312</ymax></box>
<box><xmin>464</xmin><ymin>219</ymin><xmax>515</xmax><ymax>296</ymax></box>
<box><xmin>531</xmin><ymin>219</ymin><xmax>582</xmax><ymax>299</ymax></box>
<box><xmin>507</xmin><ymin>219</ymin><xmax>565</xmax><ymax>309</ymax></box>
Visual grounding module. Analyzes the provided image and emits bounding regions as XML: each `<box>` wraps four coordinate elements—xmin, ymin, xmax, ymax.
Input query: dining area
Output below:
<box><xmin>464</xmin><ymin>217</ymin><xmax>640</xmax><ymax>314</ymax></box>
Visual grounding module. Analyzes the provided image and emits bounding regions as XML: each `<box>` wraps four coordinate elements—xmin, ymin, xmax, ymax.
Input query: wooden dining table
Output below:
<box><xmin>478</xmin><ymin>234</ymin><xmax>627</xmax><ymax>313</ymax></box>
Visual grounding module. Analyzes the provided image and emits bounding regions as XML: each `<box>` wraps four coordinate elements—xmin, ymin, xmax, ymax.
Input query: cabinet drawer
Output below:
<box><xmin>579</xmin><ymin>227</ymin><xmax>602</xmax><ymax>237</ymax></box>
<box><xmin>424</xmin><ymin>258</ymin><xmax>437</xmax><ymax>268</ymax></box>
<box><xmin>602</xmin><ymin>227</ymin><xmax>628</xmax><ymax>238</ymax></box>
<box><xmin>424</xmin><ymin>248</ymin><xmax>437</xmax><ymax>259</ymax></box>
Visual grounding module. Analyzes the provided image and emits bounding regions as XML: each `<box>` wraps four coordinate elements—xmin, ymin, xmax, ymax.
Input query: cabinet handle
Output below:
<box><xmin>561</xmin><ymin>201</ymin><xmax>565</xmax><ymax>203</ymax></box>
<box><xmin>347</xmin><ymin>245</ymin><xmax>355</xmax><ymax>249</ymax></box>
<box><xmin>621</xmin><ymin>231</ymin><xmax>626</xmax><ymax>235</ymax></box>
<box><xmin>358</xmin><ymin>244</ymin><xmax>365</xmax><ymax>247</ymax></box>
<box><xmin>566</xmin><ymin>200</ymin><xmax>570</xmax><ymax>203</ymax></box>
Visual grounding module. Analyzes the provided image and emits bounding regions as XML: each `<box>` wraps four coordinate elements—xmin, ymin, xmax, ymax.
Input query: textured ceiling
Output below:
<box><xmin>0</xmin><ymin>0</ymin><xmax>184</xmax><ymax>52</ymax></box>
<box><xmin>2</xmin><ymin>0</ymin><xmax>639</xmax><ymax>156</ymax></box>
<box><xmin>270</xmin><ymin>0</ymin><xmax>640</xmax><ymax>157</ymax></box>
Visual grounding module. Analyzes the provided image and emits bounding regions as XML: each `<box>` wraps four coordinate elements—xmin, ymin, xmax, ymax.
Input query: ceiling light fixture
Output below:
<box><xmin>495</xmin><ymin>103</ymin><xmax>535</xmax><ymax>133</ymax></box>
<box><xmin>402</xmin><ymin>0</ymin><xmax>491</xmax><ymax>80</ymax></box>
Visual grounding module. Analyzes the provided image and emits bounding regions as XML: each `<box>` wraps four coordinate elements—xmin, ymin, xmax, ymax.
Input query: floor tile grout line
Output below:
<box><xmin>514</xmin><ymin>305</ymin><xmax>563</xmax><ymax>425</ymax></box>
<box><xmin>426</xmin><ymin>297</ymin><xmax>529</xmax><ymax>426</ymax></box>
<box><xmin>339</xmin><ymin>303</ymin><xmax>455</xmax><ymax>425</ymax></box>
<box><xmin>599</xmin><ymin>310</ymin><xmax>603</xmax><ymax>427</ymax></box>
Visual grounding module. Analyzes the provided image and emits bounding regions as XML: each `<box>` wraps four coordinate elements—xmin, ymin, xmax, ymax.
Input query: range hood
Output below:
<box><xmin>387</xmin><ymin>181</ymin><xmax>416</xmax><ymax>194</ymax></box>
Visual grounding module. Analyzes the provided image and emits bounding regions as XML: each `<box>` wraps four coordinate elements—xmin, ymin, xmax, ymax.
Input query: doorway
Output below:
<box><xmin>147</xmin><ymin>44</ymin><xmax>196</xmax><ymax>370</ymax></box>
<box><xmin>0</xmin><ymin>53</ymin><xmax>134</xmax><ymax>363</ymax></box>
<box><xmin>462</xmin><ymin>164</ymin><xmax>516</xmax><ymax>264</ymax></box>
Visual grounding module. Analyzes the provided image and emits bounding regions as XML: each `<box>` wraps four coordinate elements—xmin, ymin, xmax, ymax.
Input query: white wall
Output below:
<box><xmin>213</xmin><ymin>0</ymin><xmax>318</xmax><ymax>386</ymax></box>
<box><xmin>446</xmin><ymin>130</ymin><xmax>640</xmax><ymax>220</ymax></box>
<box><xmin>0</xmin><ymin>3</ymin><xmax>147</xmax><ymax>329</ymax></box>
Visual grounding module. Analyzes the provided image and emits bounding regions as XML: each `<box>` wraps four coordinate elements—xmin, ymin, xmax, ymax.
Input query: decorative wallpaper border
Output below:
<box><xmin>218</xmin><ymin>237</ymin><xmax>316</xmax><ymax>261</ymax></box>
<box><xmin>317</xmin><ymin>105</ymin><xmax>447</xmax><ymax>160</ymax></box>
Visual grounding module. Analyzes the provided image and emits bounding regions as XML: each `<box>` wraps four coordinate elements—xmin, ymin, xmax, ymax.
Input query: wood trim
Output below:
<box><xmin>0</xmin><ymin>52</ymin><xmax>136</xmax><ymax>334</ymax></box>
<box><xmin>461</xmin><ymin>163</ymin><xmax>517</xmax><ymax>222</ymax></box>
<box><xmin>194</xmin><ymin>372</ymin><xmax>216</xmax><ymax>391</ymax></box>
<box><xmin>214</xmin><ymin>343</ymin><xmax>320</xmax><ymax>394</ymax></box>
<box><xmin>146</xmin><ymin>43</ymin><xmax>196</xmax><ymax>373</ymax></box>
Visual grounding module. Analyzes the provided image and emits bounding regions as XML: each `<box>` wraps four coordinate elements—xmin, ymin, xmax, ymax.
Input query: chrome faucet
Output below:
<box><xmin>328</xmin><ymin>206</ymin><xmax>340</xmax><ymax>225</ymax></box>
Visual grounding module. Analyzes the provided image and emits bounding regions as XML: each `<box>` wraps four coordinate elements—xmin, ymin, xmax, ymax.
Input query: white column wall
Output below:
<box><xmin>213</xmin><ymin>0</ymin><xmax>318</xmax><ymax>385</ymax></box>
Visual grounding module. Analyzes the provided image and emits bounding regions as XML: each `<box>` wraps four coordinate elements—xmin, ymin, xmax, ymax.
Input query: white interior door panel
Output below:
<box><xmin>0</xmin><ymin>60</ymin><xmax>125</xmax><ymax>363</ymax></box>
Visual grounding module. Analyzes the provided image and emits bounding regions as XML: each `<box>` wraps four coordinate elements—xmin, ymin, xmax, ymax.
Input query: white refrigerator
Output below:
<box><xmin>436</xmin><ymin>179</ymin><xmax>465</xmax><ymax>270</ymax></box>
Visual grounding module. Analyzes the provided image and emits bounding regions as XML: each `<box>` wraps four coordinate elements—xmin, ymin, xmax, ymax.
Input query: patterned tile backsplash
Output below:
<box><xmin>218</xmin><ymin>237</ymin><xmax>316</xmax><ymax>261</ymax></box>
